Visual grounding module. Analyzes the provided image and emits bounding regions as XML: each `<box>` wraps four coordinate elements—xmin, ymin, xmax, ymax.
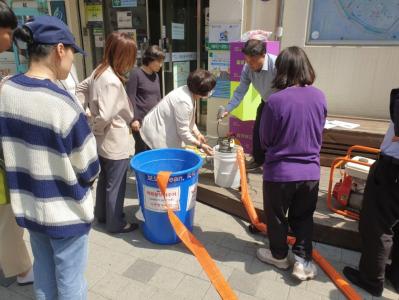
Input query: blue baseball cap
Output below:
<box><xmin>24</xmin><ymin>15</ymin><xmax>85</xmax><ymax>55</ymax></box>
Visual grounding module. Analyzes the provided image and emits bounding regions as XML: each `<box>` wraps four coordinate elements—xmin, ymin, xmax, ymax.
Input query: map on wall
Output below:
<box><xmin>307</xmin><ymin>0</ymin><xmax>399</xmax><ymax>45</ymax></box>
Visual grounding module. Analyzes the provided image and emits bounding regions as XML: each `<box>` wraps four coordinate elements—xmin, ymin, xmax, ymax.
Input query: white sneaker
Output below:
<box><xmin>17</xmin><ymin>268</ymin><xmax>34</xmax><ymax>286</ymax></box>
<box><xmin>292</xmin><ymin>261</ymin><xmax>317</xmax><ymax>281</ymax></box>
<box><xmin>256</xmin><ymin>248</ymin><xmax>290</xmax><ymax>270</ymax></box>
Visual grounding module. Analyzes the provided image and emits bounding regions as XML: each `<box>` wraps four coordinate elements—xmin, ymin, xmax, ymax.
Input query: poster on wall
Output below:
<box><xmin>117</xmin><ymin>11</ymin><xmax>132</xmax><ymax>28</ymax></box>
<box><xmin>173</xmin><ymin>61</ymin><xmax>190</xmax><ymax>89</ymax></box>
<box><xmin>86</xmin><ymin>4</ymin><xmax>103</xmax><ymax>23</ymax></box>
<box><xmin>208</xmin><ymin>43</ymin><xmax>230</xmax><ymax>98</ymax></box>
<box><xmin>50</xmin><ymin>1</ymin><xmax>67</xmax><ymax>24</ymax></box>
<box><xmin>209</xmin><ymin>24</ymin><xmax>241</xmax><ymax>43</ymax></box>
<box><xmin>172</xmin><ymin>23</ymin><xmax>184</xmax><ymax>40</ymax></box>
<box><xmin>112</xmin><ymin>0</ymin><xmax>137</xmax><ymax>8</ymax></box>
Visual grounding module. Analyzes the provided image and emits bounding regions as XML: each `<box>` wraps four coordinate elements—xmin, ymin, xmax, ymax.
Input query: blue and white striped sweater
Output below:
<box><xmin>0</xmin><ymin>74</ymin><xmax>100</xmax><ymax>238</ymax></box>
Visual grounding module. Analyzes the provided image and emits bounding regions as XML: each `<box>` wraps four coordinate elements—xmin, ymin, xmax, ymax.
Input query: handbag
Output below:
<box><xmin>0</xmin><ymin>76</ymin><xmax>10</xmax><ymax>205</ymax></box>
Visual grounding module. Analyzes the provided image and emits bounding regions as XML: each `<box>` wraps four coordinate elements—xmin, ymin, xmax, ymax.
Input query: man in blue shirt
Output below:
<box><xmin>343</xmin><ymin>122</ymin><xmax>399</xmax><ymax>297</ymax></box>
<box><xmin>221</xmin><ymin>39</ymin><xmax>276</xmax><ymax>169</ymax></box>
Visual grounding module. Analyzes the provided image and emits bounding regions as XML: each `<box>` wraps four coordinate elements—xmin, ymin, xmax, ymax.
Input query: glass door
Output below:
<box><xmin>149</xmin><ymin>0</ymin><xmax>199</xmax><ymax>96</ymax></box>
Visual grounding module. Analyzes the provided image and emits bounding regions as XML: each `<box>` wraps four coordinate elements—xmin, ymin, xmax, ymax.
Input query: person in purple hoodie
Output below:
<box><xmin>256</xmin><ymin>46</ymin><xmax>327</xmax><ymax>281</ymax></box>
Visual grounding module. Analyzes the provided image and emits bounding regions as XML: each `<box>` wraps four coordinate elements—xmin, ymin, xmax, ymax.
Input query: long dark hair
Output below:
<box><xmin>272</xmin><ymin>46</ymin><xmax>315</xmax><ymax>90</ymax></box>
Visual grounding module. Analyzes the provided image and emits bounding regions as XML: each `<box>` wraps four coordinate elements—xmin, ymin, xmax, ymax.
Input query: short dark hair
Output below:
<box><xmin>187</xmin><ymin>69</ymin><xmax>216</xmax><ymax>96</ymax></box>
<box><xmin>0</xmin><ymin>1</ymin><xmax>17</xmax><ymax>29</ymax></box>
<box><xmin>142</xmin><ymin>45</ymin><xmax>165</xmax><ymax>66</ymax></box>
<box><xmin>272</xmin><ymin>46</ymin><xmax>315</xmax><ymax>90</ymax></box>
<box><xmin>241</xmin><ymin>39</ymin><xmax>265</xmax><ymax>57</ymax></box>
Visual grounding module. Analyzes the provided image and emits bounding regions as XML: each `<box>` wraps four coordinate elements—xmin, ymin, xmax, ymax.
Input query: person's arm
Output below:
<box><xmin>76</xmin><ymin>76</ymin><xmax>91</xmax><ymax>110</ymax></box>
<box><xmin>390</xmin><ymin>89</ymin><xmax>399</xmax><ymax>137</ymax></box>
<box><xmin>225</xmin><ymin>64</ymin><xmax>251</xmax><ymax>112</ymax></box>
<box><xmin>91</xmin><ymin>82</ymin><xmax>121</xmax><ymax>135</ymax></box>
<box><xmin>126</xmin><ymin>71</ymin><xmax>141</xmax><ymax>123</ymax></box>
<box><xmin>66</xmin><ymin>113</ymin><xmax>100</xmax><ymax>187</ymax></box>
<box><xmin>259</xmin><ymin>101</ymin><xmax>278</xmax><ymax>150</ymax></box>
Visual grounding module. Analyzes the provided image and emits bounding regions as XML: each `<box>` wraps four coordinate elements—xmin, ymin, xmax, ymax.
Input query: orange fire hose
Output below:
<box><xmin>236</xmin><ymin>148</ymin><xmax>361</xmax><ymax>300</ymax></box>
<box><xmin>157</xmin><ymin>171</ymin><xmax>238</xmax><ymax>300</ymax></box>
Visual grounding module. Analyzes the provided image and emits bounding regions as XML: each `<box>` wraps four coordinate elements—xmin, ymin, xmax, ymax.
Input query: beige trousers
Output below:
<box><xmin>0</xmin><ymin>204</ymin><xmax>32</xmax><ymax>277</ymax></box>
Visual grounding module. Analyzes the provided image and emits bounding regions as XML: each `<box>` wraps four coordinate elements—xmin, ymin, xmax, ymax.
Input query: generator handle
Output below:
<box><xmin>346</xmin><ymin>145</ymin><xmax>380</xmax><ymax>158</ymax></box>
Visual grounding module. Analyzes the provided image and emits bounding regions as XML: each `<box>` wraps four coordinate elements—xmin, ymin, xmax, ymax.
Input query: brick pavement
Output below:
<box><xmin>1</xmin><ymin>179</ymin><xmax>398</xmax><ymax>300</ymax></box>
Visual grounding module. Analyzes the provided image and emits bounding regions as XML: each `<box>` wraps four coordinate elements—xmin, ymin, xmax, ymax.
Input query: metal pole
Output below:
<box><xmin>196</xmin><ymin>0</ymin><xmax>202</xmax><ymax>127</ymax></box>
<box><xmin>160</xmin><ymin>0</ymin><xmax>165</xmax><ymax>97</ymax></box>
<box><xmin>196</xmin><ymin>0</ymin><xmax>201</xmax><ymax>69</ymax></box>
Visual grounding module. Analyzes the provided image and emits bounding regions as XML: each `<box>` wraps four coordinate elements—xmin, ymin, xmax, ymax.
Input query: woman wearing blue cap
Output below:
<box><xmin>1</xmin><ymin>15</ymin><xmax>100</xmax><ymax>299</ymax></box>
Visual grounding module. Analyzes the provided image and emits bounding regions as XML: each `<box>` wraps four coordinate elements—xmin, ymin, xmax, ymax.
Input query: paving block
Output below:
<box><xmin>222</xmin><ymin>250</ymin><xmax>254</xmax><ymax>271</ymax></box>
<box><xmin>90</xmin><ymin>272</ymin><xmax>132</xmax><ymax>300</ymax></box>
<box><xmin>0</xmin><ymin>286</ymin><xmax>31</xmax><ymax>300</ymax></box>
<box><xmin>148</xmin><ymin>266</ymin><xmax>185</xmax><ymax>290</ymax></box>
<box><xmin>174</xmin><ymin>275</ymin><xmax>210</xmax><ymax>299</ymax></box>
<box><xmin>288</xmin><ymin>287</ymin><xmax>323</xmax><ymax>300</ymax></box>
<box><xmin>340</xmin><ymin>248</ymin><xmax>360</xmax><ymax>267</ymax></box>
<box><xmin>150</xmin><ymin>248</ymin><xmax>186</xmax><ymax>269</ymax></box>
<box><xmin>236</xmin><ymin>291</ymin><xmax>262</xmax><ymax>300</ymax></box>
<box><xmin>172</xmin><ymin>254</ymin><xmax>203</xmax><ymax>277</ymax></box>
<box><xmin>115</xmin><ymin>278</ymin><xmax>159</xmax><ymax>300</ymax></box>
<box><xmin>203</xmin><ymin>286</ymin><xmax>221</xmax><ymax>300</ymax></box>
<box><xmin>228</xmin><ymin>269</ymin><xmax>261</xmax><ymax>296</ymax></box>
<box><xmin>122</xmin><ymin>258</ymin><xmax>161</xmax><ymax>283</ymax></box>
<box><xmin>255</xmin><ymin>278</ymin><xmax>290</xmax><ymax>300</ymax></box>
<box><xmin>87</xmin><ymin>291</ymin><xmax>108</xmax><ymax>300</ymax></box>
<box><xmin>6</xmin><ymin>282</ymin><xmax>34</xmax><ymax>299</ymax></box>
<box><xmin>85</xmin><ymin>263</ymin><xmax>108</xmax><ymax>289</ymax></box>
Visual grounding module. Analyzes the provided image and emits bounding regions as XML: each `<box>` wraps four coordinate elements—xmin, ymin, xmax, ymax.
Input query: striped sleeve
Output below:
<box><xmin>67</xmin><ymin>112</ymin><xmax>100</xmax><ymax>186</ymax></box>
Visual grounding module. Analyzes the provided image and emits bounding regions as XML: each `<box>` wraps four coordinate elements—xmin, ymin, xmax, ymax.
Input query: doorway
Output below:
<box><xmin>80</xmin><ymin>0</ymin><xmax>208</xmax><ymax>96</ymax></box>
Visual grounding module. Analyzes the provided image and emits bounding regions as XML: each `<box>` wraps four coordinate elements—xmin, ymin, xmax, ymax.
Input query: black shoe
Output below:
<box><xmin>343</xmin><ymin>266</ymin><xmax>383</xmax><ymax>297</ymax></box>
<box><xmin>111</xmin><ymin>223</ymin><xmax>139</xmax><ymax>234</ymax></box>
<box><xmin>385</xmin><ymin>265</ymin><xmax>399</xmax><ymax>293</ymax></box>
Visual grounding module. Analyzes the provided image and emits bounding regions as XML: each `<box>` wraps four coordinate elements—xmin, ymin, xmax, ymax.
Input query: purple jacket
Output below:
<box><xmin>260</xmin><ymin>86</ymin><xmax>327</xmax><ymax>182</ymax></box>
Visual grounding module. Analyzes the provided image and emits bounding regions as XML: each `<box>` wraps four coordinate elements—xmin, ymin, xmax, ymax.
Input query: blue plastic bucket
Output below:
<box><xmin>130</xmin><ymin>148</ymin><xmax>203</xmax><ymax>244</ymax></box>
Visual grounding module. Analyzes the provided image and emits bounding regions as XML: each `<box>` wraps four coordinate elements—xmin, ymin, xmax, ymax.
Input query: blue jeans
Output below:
<box><xmin>29</xmin><ymin>231</ymin><xmax>89</xmax><ymax>300</ymax></box>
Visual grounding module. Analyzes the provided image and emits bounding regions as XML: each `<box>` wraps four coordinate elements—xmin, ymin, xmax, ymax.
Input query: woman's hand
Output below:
<box><xmin>200</xmin><ymin>143</ymin><xmax>214</xmax><ymax>156</ymax></box>
<box><xmin>131</xmin><ymin>120</ymin><xmax>141</xmax><ymax>132</ymax></box>
<box><xmin>196</xmin><ymin>133</ymin><xmax>207</xmax><ymax>144</ymax></box>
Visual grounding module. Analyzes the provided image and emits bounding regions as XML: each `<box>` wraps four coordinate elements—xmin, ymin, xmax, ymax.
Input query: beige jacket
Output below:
<box><xmin>76</xmin><ymin>67</ymin><xmax>134</xmax><ymax>160</ymax></box>
<box><xmin>140</xmin><ymin>85</ymin><xmax>200</xmax><ymax>149</ymax></box>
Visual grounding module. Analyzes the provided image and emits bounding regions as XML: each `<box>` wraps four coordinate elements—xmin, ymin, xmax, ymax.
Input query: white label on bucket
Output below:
<box><xmin>187</xmin><ymin>184</ymin><xmax>197</xmax><ymax>211</ymax></box>
<box><xmin>143</xmin><ymin>185</ymin><xmax>180</xmax><ymax>212</ymax></box>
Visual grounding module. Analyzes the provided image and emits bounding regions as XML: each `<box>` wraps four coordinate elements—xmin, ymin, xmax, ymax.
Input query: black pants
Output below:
<box><xmin>133</xmin><ymin>131</ymin><xmax>150</xmax><ymax>155</ymax></box>
<box><xmin>358</xmin><ymin>159</ymin><xmax>399</xmax><ymax>290</ymax></box>
<box><xmin>95</xmin><ymin>156</ymin><xmax>129</xmax><ymax>232</ymax></box>
<box><xmin>263</xmin><ymin>180</ymin><xmax>319</xmax><ymax>261</ymax></box>
<box><xmin>252</xmin><ymin>101</ymin><xmax>265</xmax><ymax>165</ymax></box>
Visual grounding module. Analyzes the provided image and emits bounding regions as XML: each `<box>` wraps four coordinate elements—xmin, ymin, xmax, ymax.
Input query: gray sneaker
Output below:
<box><xmin>292</xmin><ymin>261</ymin><xmax>317</xmax><ymax>281</ymax></box>
<box><xmin>256</xmin><ymin>248</ymin><xmax>290</xmax><ymax>270</ymax></box>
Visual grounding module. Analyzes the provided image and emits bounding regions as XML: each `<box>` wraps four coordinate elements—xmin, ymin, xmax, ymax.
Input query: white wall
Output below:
<box><xmin>243</xmin><ymin>0</ymin><xmax>279</xmax><ymax>34</ymax></box>
<box><xmin>207</xmin><ymin>0</ymin><xmax>245</xmax><ymax>139</ymax></box>
<box><xmin>281</xmin><ymin>0</ymin><xmax>399</xmax><ymax>119</ymax></box>
<box><xmin>209</xmin><ymin>0</ymin><xmax>243</xmax><ymax>24</ymax></box>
